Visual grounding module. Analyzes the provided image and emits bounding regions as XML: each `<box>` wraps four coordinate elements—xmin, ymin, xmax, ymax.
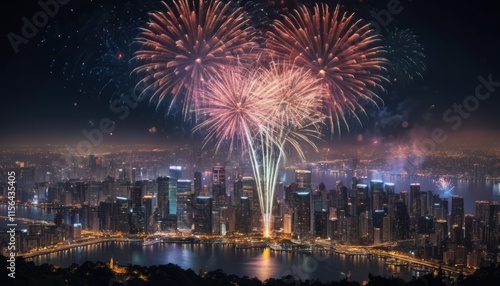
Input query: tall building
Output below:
<box><xmin>293</xmin><ymin>191</ymin><xmax>311</xmax><ymax>239</ymax></box>
<box><xmin>451</xmin><ymin>196</ymin><xmax>464</xmax><ymax>242</ymax></box>
<box><xmin>410</xmin><ymin>183</ymin><xmax>421</xmax><ymax>217</ymax></box>
<box><xmin>176</xmin><ymin>179</ymin><xmax>194</xmax><ymax>229</ymax></box>
<box><xmin>116</xmin><ymin>197</ymin><xmax>131</xmax><ymax>234</ymax></box>
<box><xmin>394</xmin><ymin>200</ymin><xmax>409</xmax><ymax>240</ymax></box>
<box><xmin>130</xmin><ymin>207</ymin><xmax>145</xmax><ymax>234</ymax></box>
<box><xmin>295</xmin><ymin>170</ymin><xmax>312</xmax><ymax>190</ymax></box>
<box><xmin>373</xmin><ymin>190</ymin><xmax>382</xmax><ymax>211</ymax></box>
<box><xmin>420</xmin><ymin>191</ymin><xmax>429</xmax><ymax>216</ymax></box>
<box><xmin>142</xmin><ymin>195</ymin><xmax>153</xmax><ymax>234</ymax></box>
<box><xmin>441</xmin><ymin>198</ymin><xmax>449</xmax><ymax>219</ymax></box>
<box><xmin>212</xmin><ymin>165</ymin><xmax>227</xmax><ymax>209</ymax></box>
<box><xmin>313</xmin><ymin>210</ymin><xmax>328</xmax><ymax>238</ymax></box>
<box><xmin>193</xmin><ymin>171</ymin><xmax>202</xmax><ymax>197</ymax></box>
<box><xmin>475</xmin><ymin>200</ymin><xmax>490</xmax><ymax>224</ymax></box>
<box><xmin>193</xmin><ymin>196</ymin><xmax>212</xmax><ymax>234</ymax></box>
<box><xmin>233</xmin><ymin>178</ymin><xmax>243</xmax><ymax>206</ymax></box>
<box><xmin>168</xmin><ymin>166</ymin><xmax>182</xmax><ymax>215</ymax></box>
<box><xmin>242</xmin><ymin>177</ymin><xmax>260</xmax><ymax>231</ymax></box>
<box><xmin>356</xmin><ymin>184</ymin><xmax>369</xmax><ymax>215</ymax></box>
<box><xmin>156</xmin><ymin>177</ymin><xmax>169</xmax><ymax>220</ymax></box>
<box><xmin>384</xmin><ymin>183</ymin><xmax>395</xmax><ymax>196</ymax></box>
<box><xmin>333</xmin><ymin>181</ymin><xmax>348</xmax><ymax>209</ymax></box>
<box><xmin>370</xmin><ymin>180</ymin><xmax>383</xmax><ymax>211</ymax></box>
<box><xmin>131</xmin><ymin>181</ymin><xmax>142</xmax><ymax>208</ymax></box>
<box><xmin>235</xmin><ymin>197</ymin><xmax>251</xmax><ymax>234</ymax></box>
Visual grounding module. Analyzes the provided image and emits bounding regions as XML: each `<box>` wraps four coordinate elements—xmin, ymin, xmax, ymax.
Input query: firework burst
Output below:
<box><xmin>133</xmin><ymin>0</ymin><xmax>258</xmax><ymax>119</ymax></box>
<box><xmin>266</xmin><ymin>3</ymin><xmax>389</xmax><ymax>133</ymax></box>
<box><xmin>385</xmin><ymin>27</ymin><xmax>426</xmax><ymax>86</ymax></box>
<box><xmin>193</xmin><ymin>67</ymin><xmax>270</xmax><ymax>153</ymax></box>
<box><xmin>195</xmin><ymin>61</ymin><xmax>323</xmax><ymax>237</ymax></box>
<box><xmin>435</xmin><ymin>176</ymin><xmax>455</xmax><ymax>197</ymax></box>
<box><xmin>256</xmin><ymin>62</ymin><xmax>324</xmax><ymax>236</ymax></box>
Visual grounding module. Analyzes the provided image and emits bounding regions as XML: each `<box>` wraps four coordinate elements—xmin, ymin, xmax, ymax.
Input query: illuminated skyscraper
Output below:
<box><xmin>142</xmin><ymin>195</ymin><xmax>153</xmax><ymax>234</ymax></box>
<box><xmin>233</xmin><ymin>178</ymin><xmax>243</xmax><ymax>206</ymax></box>
<box><xmin>356</xmin><ymin>184</ymin><xmax>369</xmax><ymax>215</ymax></box>
<box><xmin>212</xmin><ymin>165</ymin><xmax>227</xmax><ymax>209</ymax></box>
<box><xmin>116</xmin><ymin>197</ymin><xmax>131</xmax><ymax>234</ymax></box>
<box><xmin>242</xmin><ymin>176</ymin><xmax>260</xmax><ymax>230</ymax></box>
<box><xmin>333</xmin><ymin>181</ymin><xmax>348</xmax><ymax>209</ymax></box>
<box><xmin>295</xmin><ymin>170</ymin><xmax>312</xmax><ymax>190</ymax></box>
<box><xmin>451</xmin><ymin>196</ymin><xmax>464</xmax><ymax>242</ymax></box>
<box><xmin>420</xmin><ymin>191</ymin><xmax>428</xmax><ymax>216</ymax></box>
<box><xmin>293</xmin><ymin>191</ymin><xmax>311</xmax><ymax>239</ymax></box>
<box><xmin>193</xmin><ymin>196</ymin><xmax>212</xmax><ymax>234</ymax></box>
<box><xmin>394</xmin><ymin>200</ymin><xmax>409</xmax><ymax>240</ymax></box>
<box><xmin>168</xmin><ymin>166</ymin><xmax>182</xmax><ymax>215</ymax></box>
<box><xmin>475</xmin><ymin>201</ymin><xmax>490</xmax><ymax>224</ymax></box>
<box><xmin>156</xmin><ymin>177</ymin><xmax>169</xmax><ymax>220</ymax></box>
<box><xmin>193</xmin><ymin>171</ymin><xmax>202</xmax><ymax>197</ymax></box>
<box><xmin>384</xmin><ymin>183</ymin><xmax>395</xmax><ymax>196</ymax></box>
<box><xmin>370</xmin><ymin>180</ymin><xmax>383</xmax><ymax>211</ymax></box>
<box><xmin>176</xmin><ymin>179</ymin><xmax>194</xmax><ymax>229</ymax></box>
<box><xmin>131</xmin><ymin>181</ymin><xmax>142</xmax><ymax>208</ymax></box>
<box><xmin>410</xmin><ymin>183</ymin><xmax>421</xmax><ymax>217</ymax></box>
<box><xmin>235</xmin><ymin>197</ymin><xmax>251</xmax><ymax>234</ymax></box>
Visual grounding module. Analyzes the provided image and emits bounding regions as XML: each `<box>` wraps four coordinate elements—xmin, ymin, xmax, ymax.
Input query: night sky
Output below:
<box><xmin>1</xmin><ymin>0</ymin><xmax>500</xmax><ymax>147</ymax></box>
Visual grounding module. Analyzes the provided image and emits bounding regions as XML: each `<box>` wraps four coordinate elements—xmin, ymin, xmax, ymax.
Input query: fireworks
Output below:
<box><xmin>258</xmin><ymin>61</ymin><xmax>324</xmax><ymax>159</ymax></box>
<box><xmin>385</xmin><ymin>27</ymin><xmax>426</xmax><ymax>86</ymax></box>
<box><xmin>256</xmin><ymin>62</ymin><xmax>324</xmax><ymax>237</ymax></box>
<box><xmin>436</xmin><ymin>177</ymin><xmax>455</xmax><ymax>196</ymax></box>
<box><xmin>266</xmin><ymin>3</ymin><xmax>389</xmax><ymax>133</ymax></box>
<box><xmin>195</xmin><ymin>62</ymin><xmax>323</xmax><ymax>237</ymax></box>
<box><xmin>193</xmin><ymin>67</ymin><xmax>270</xmax><ymax>153</ymax></box>
<box><xmin>133</xmin><ymin>0</ymin><xmax>258</xmax><ymax>119</ymax></box>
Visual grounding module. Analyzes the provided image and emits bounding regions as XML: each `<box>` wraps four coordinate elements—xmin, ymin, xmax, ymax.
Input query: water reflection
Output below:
<box><xmin>31</xmin><ymin>242</ymin><xmax>421</xmax><ymax>283</ymax></box>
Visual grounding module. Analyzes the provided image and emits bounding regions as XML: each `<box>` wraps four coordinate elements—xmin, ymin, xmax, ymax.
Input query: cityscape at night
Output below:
<box><xmin>1</xmin><ymin>0</ymin><xmax>500</xmax><ymax>285</ymax></box>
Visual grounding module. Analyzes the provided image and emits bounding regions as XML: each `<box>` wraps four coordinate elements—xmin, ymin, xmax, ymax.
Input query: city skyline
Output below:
<box><xmin>1</xmin><ymin>0</ymin><xmax>500</xmax><ymax>283</ymax></box>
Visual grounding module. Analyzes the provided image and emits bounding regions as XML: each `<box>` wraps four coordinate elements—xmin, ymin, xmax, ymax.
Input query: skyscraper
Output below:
<box><xmin>168</xmin><ymin>166</ymin><xmax>182</xmax><ymax>215</ymax></box>
<box><xmin>131</xmin><ymin>181</ymin><xmax>142</xmax><ymax>208</ymax></box>
<box><xmin>242</xmin><ymin>176</ymin><xmax>260</xmax><ymax>231</ymax></box>
<box><xmin>212</xmin><ymin>165</ymin><xmax>227</xmax><ymax>209</ymax></box>
<box><xmin>370</xmin><ymin>180</ymin><xmax>383</xmax><ymax>211</ymax></box>
<box><xmin>142</xmin><ymin>195</ymin><xmax>153</xmax><ymax>234</ymax></box>
<box><xmin>233</xmin><ymin>178</ymin><xmax>243</xmax><ymax>206</ymax></box>
<box><xmin>293</xmin><ymin>191</ymin><xmax>311</xmax><ymax>239</ymax></box>
<box><xmin>410</xmin><ymin>183</ymin><xmax>421</xmax><ymax>217</ymax></box>
<box><xmin>156</xmin><ymin>177</ymin><xmax>169</xmax><ymax>220</ymax></box>
<box><xmin>193</xmin><ymin>196</ymin><xmax>212</xmax><ymax>234</ymax></box>
<box><xmin>176</xmin><ymin>179</ymin><xmax>194</xmax><ymax>229</ymax></box>
<box><xmin>235</xmin><ymin>197</ymin><xmax>251</xmax><ymax>234</ymax></box>
<box><xmin>394</xmin><ymin>200</ymin><xmax>409</xmax><ymax>240</ymax></box>
<box><xmin>193</xmin><ymin>171</ymin><xmax>202</xmax><ymax>197</ymax></box>
<box><xmin>295</xmin><ymin>170</ymin><xmax>312</xmax><ymax>190</ymax></box>
<box><xmin>451</xmin><ymin>196</ymin><xmax>464</xmax><ymax>242</ymax></box>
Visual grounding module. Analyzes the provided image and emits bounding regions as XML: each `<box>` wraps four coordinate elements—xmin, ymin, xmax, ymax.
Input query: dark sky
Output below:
<box><xmin>1</xmin><ymin>0</ymin><xmax>499</xmax><ymax>146</ymax></box>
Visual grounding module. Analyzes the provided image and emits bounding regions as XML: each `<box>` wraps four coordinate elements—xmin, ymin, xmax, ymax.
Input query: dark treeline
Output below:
<box><xmin>2</xmin><ymin>256</ymin><xmax>500</xmax><ymax>286</ymax></box>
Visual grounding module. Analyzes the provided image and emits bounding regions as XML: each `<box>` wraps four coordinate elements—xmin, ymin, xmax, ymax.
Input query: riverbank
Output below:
<box><xmin>19</xmin><ymin>237</ymin><xmax>142</xmax><ymax>259</ymax></box>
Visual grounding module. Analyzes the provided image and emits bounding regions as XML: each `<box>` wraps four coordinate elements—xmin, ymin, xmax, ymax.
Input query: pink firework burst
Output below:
<box><xmin>266</xmin><ymin>3</ymin><xmax>389</xmax><ymax>133</ymax></box>
<box><xmin>133</xmin><ymin>0</ymin><xmax>258</xmax><ymax>119</ymax></box>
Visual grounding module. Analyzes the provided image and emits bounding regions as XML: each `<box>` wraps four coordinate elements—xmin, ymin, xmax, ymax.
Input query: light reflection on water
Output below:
<box><xmin>29</xmin><ymin>242</ymin><xmax>415</xmax><ymax>283</ymax></box>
